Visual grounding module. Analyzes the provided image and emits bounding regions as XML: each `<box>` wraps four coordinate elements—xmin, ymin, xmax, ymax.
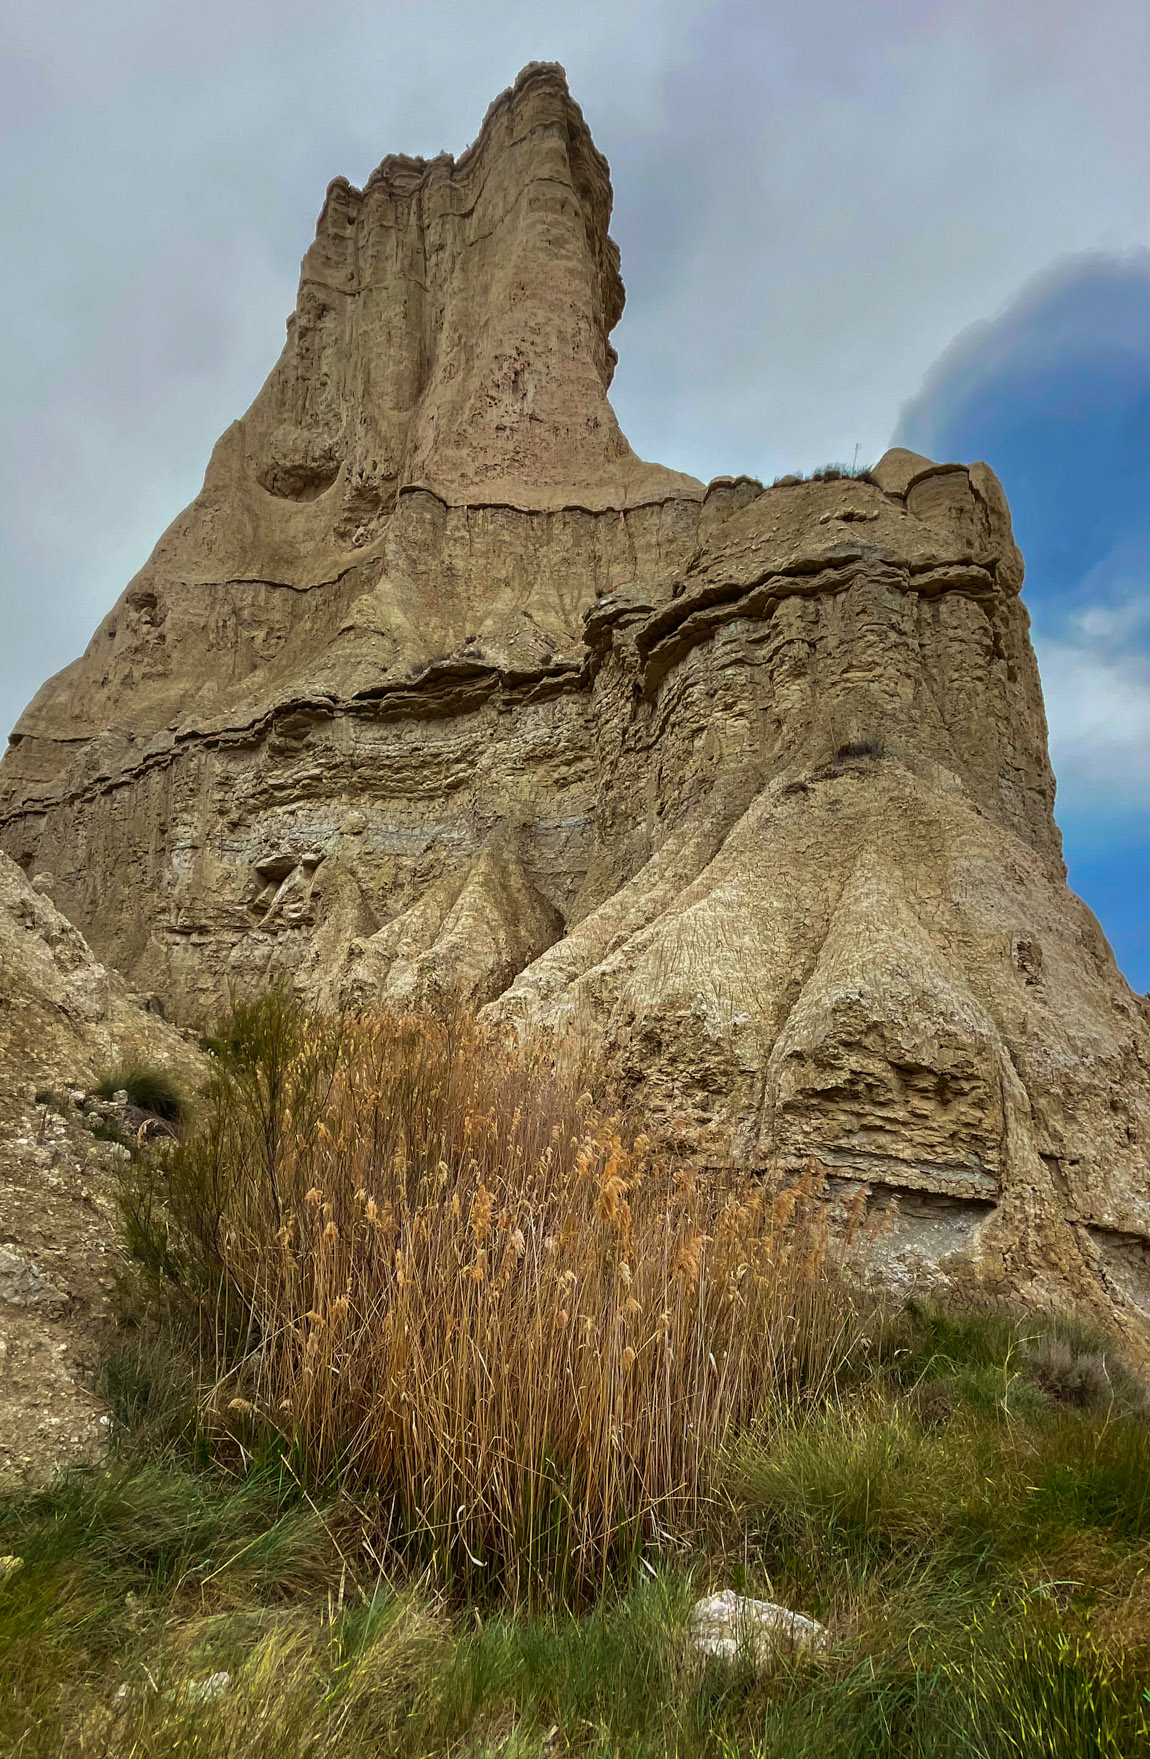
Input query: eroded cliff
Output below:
<box><xmin>2</xmin><ymin>64</ymin><xmax>1148</xmax><ymax>1343</ymax></box>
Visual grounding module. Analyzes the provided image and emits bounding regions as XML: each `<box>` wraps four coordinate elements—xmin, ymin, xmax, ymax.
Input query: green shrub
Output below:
<box><xmin>871</xmin><ymin>1300</ymin><xmax>1020</xmax><ymax>1385</ymax></box>
<box><xmin>1029</xmin><ymin>1415</ymin><xmax>1150</xmax><ymax>1541</ymax></box>
<box><xmin>85</xmin><ymin>1114</ymin><xmax>133</xmax><ymax>1150</ymax></box>
<box><xmin>197</xmin><ymin>985</ymin><xmax>304</xmax><ymax>1073</ymax></box>
<box><xmin>868</xmin><ymin>1300</ymin><xmax>1149</xmax><ymax>1424</ymax></box>
<box><xmin>95</xmin><ymin>1061</ymin><xmax>189</xmax><ymax>1125</ymax></box>
<box><xmin>726</xmin><ymin>1407</ymin><xmax>998</xmax><ymax>1587</ymax></box>
<box><xmin>771</xmin><ymin>463</ymin><xmax>874</xmax><ymax>486</ymax></box>
<box><xmin>97</xmin><ymin>1336</ymin><xmax>203</xmax><ymax>1456</ymax></box>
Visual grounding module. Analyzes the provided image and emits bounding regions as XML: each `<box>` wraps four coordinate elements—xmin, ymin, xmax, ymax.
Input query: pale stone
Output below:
<box><xmin>869</xmin><ymin>447</ymin><xmax>938</xmax><ymax>497</ymax></box>
<box><xmin>0</xmin><ymin>1244</ymin><xmax>68</xmax><ymax>1313</ymax></box>
<box><xmin>0</xmin><ymin>851</ymin><xmax>200</xmax><ymax>1485</ymax></box>
<box><xmin>184</xmin><ymin>1672</ymin><xmax>231</xmax><ymax>1705</ymax></box>
<box><xmin>689</xmin><ymin>1591</ymin><xmax>829</xmax><ymax>1663</ymax></box>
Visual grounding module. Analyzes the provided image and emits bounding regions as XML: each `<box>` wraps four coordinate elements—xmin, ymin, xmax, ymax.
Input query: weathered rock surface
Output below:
<box><xmin>0</xmin><ymin>851</ymin><xmax>199</xmax><ymax>1483</ymax></box>
<box><xmin>689</xmin><ymin>1592</ymin><xmax>829</xmax><ymax>1664</ymax></box>
<box><xmin>1</xmin><ymin>65</ymin><xmax>1148</xmax><ymax>1342</ymax></box>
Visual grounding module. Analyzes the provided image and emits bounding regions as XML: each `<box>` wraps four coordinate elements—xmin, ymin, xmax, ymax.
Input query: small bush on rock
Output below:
<box><xmin>96</xmin><ymin>1061</ymin><xmax>189</xmax><ymax>1125</ymax></box>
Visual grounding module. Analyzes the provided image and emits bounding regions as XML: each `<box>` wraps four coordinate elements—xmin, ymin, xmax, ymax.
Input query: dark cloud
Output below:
<box><xmin>896</xmin><ymin>252</ymin><xmax>1150</xmax><ymax>601</ymax></box>
<box><xmin>897</xmin><ymin>251</ymin><xmax>1150</xmax><ymax>985</ymax></box>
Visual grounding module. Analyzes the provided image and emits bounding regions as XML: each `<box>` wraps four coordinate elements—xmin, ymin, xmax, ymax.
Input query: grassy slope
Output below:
<box><xmin>4</xmin><ymin>1001</ymin><xmax>1150</xmax><ymax>1755</ymax></box>
<box><xmin>5</xmin><ymin>1308</ymin><xmax>1150</xmax><ymax>1757</ymax></box>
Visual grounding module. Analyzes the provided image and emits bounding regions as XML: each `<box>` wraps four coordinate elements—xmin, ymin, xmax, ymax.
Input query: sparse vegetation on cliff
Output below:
<box><xmin>3</xmin><ymin>996</ymin><xmax>1150</xmax><ymax>1756</ymax></box>
<box><xmin>94</xmin><ymin>1060</ymin><xmax>190</xmax><ymax>1126</ymax></box>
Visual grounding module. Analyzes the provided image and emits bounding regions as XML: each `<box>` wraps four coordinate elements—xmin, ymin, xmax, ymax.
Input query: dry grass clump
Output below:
<box><xmin>132</xmin><ymin>995</ymin><xmax>850</xmax><ymax>1599</ymax></box>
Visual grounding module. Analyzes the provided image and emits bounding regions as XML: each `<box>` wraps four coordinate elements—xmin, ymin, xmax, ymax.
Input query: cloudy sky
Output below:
<box><xmin>2</xmin><ymin>0</ymin><xmax>1147</xmax><ymax>981</ymax></box>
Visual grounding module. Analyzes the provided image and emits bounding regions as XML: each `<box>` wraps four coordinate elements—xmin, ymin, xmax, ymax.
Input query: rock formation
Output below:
<box><xmin>2</xmin><ymin>64</ymin><xmax>1148</xmax><ymax>1340</ymax></box>
<box><xmin>0</xmin><ymin>852</ymin><xmax>199</xmax><ymax>1481</ymax></box>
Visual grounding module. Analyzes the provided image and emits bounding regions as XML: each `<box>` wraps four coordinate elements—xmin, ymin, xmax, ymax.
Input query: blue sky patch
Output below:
<box><xmin>896</xmin><ymin>250</ymin><xmax>1150</xmax><ymax>990</ymax></box>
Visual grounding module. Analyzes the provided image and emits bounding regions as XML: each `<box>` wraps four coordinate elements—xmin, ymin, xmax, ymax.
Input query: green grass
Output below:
<box><xmin>3</xmin><ymin>1486</ymin><xmax>1148</xmax><ymax>1755</ymax></box>
<box><xmin>771</xmin><ymin>463</ymin><xmax>874</xmax><ymax>486</ymax></box>
<box><xmin>4</xmin><ymin>1306</ymin><xmax>1150</xmax><ymax>1756</ymax></box>
<box><xmin>8</xmin><ymin>1000</ymin><xmax>1150</xmax><ymax>1755</ymax></box>
<box><xmin>95</xmin><ymin>1060</ymin><xmax>190</xmax><ymax>1124</ymax></box>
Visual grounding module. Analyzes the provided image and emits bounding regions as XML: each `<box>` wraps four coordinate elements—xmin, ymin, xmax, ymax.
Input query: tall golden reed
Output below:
<box><xmin>153</xmin><ymin>999</ymin><xmax>849</xmax><ymax>1599</ymax></box>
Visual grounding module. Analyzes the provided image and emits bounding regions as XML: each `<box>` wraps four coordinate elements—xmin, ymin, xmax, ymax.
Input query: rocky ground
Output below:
<box><xmin>0</xmin><ymin>849</ymin><xmax>200</xmax><ymax>1484</ymax></box>
<box><xmin>0</xmin><ymin>1088</ymin><xmax>127</xmax><ymax>1483</ymax></box>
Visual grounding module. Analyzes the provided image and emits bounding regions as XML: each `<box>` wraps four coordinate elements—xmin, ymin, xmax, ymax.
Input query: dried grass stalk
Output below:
<box><xmin>150</xmin><ymin>1001</ymin><xmax>851</xmax><ymax>1599</ymax></box>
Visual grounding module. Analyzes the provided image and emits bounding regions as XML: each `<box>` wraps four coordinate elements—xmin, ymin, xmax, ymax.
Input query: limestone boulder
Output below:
<box><xmin>689</xmin><ymin>1592</ymin><xmax>829</xmax><ymax>1665</ymax></box>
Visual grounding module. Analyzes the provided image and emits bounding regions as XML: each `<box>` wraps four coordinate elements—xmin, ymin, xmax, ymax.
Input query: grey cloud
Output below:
<box><xmin>895</xmin><ymin>250</ymin><xmax>1150</xmax><ymax>458</ymax></box>
<box><xmin>893</xmin><ymin>250</ymin><xmax>1150</xmax><ymax>820</ymax></box>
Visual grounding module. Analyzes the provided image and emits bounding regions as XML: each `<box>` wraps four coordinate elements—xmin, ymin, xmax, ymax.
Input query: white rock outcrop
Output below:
<box><xmin>689</xmin><ymin>1592</ymin><xmax>829</xmax><ymax>1664</ymax></box>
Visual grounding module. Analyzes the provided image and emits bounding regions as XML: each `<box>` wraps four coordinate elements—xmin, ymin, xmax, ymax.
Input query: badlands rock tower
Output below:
<box><xmin>3</xmin><ymin>65</ymin><xmax>1148</xmax><ymax>1333</ymax></box>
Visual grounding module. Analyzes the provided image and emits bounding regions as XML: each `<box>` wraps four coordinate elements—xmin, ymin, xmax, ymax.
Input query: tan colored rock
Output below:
<box><xmin>0</xmin><ymin>68</ymin><xmax>1147</xmax><ymax>1344</ymax></box>
<box><xmin>0</xmin><ymin>851</ymin><xmax>200</xmax><ymax>1484</ymax></box>
<box><xmin>2</xmin><ymin>62</ymin><xmax>699</xmax><ymax>804</ymax></box>
<box><xmin>868</xmin><ymin>446</ymin><xmax>936</xmax><ymax>497</ymax></box>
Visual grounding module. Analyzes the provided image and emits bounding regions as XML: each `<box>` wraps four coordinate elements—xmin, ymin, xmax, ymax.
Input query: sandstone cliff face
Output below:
<box><xmin>2</xmin><ymin>66</ymin><xmax>1148</xmax><ymax>1343</ymax></box>
<box><xmin>3</xmin><ymin>63</ymin><xmax>697</xmax><ymax>795</ymax></box>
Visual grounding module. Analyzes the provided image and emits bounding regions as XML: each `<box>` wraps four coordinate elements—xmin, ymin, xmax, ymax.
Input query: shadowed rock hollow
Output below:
<box><xmin>2</xmin><ymin>64</ymin><xmax>1148</xmax><ymax>1341</ymax></box>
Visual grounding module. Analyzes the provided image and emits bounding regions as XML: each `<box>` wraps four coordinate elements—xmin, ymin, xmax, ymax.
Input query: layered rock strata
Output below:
<box><xmin>2</xmin><ymin>65</ymin><xmax>1148</xmax><ymax>1341</ymax></box>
